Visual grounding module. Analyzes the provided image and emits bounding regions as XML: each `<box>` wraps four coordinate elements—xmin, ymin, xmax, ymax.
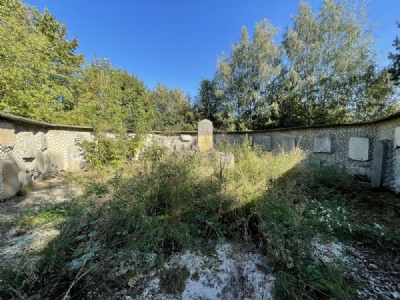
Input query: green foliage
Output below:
<box><xmin>0</xmin><ymin>0</ymin><xmax>83</xmax><ymax>122</ymax></box>
<box><xmin>149</xmin><ymin>84</ymin><xmax>196</xmax><ymax>131</ymax></box>
<box><xmin>389</xmin><ymin>21</ymin><xmax>400</xmax><ymax>85</ymax></box>
<box><xmin>208</xmin><ymin>0</ymin><xmax>398</xmax><ymax>129</ymax></box>
<box><xmin>3</xmin><ymin>144</ymin><xmax>398</xmax><ymax>299</ymax></box>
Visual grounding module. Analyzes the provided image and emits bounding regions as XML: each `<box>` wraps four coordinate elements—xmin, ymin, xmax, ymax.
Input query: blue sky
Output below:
<box><xmin>25</xmin><ymin>0</ymin><xmax>399</xmax><ymax>98</ymax></box>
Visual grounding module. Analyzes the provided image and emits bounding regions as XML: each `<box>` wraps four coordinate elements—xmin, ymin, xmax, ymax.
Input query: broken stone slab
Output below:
<box><xmin>371</xmin><ymin>140</ymin><xmax>388</xmax><ymax>188</ymax></box>
<box><xmin>314</xmin><ymin>136</ymin><xmax>332</xmax><ymax>153</ymax></box>
<box><xmin>349</xmin><ymin>137</ymin><xmax>369</xmax><ymax>161</ymax></box>
<box><xmin>180</xmin><ymin>134</ymin><xmax>193</xmax><ymax>142</ymax></box>
<box><xmin>0</xmin><ymin>122</ymin><xmax>16</xmax><ymax>147</ymax></box>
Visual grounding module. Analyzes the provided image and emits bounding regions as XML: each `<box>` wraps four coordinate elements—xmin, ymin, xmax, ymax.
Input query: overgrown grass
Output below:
<box><xmin>1</xmin><ymin>138</ymin><xmax>398</xmax><ymax>299</ymax></box>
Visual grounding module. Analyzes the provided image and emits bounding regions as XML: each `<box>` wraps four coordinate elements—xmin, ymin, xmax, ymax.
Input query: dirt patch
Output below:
<box><xmin>0</xmin><ymin>177</ymin><xmax>82</xmax><ymax>268</ymax></box>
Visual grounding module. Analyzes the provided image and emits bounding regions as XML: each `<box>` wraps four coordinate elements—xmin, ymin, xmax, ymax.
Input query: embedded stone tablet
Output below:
<box><xmin>180</xmin><ymin>134</ymin><xmax>193</xmax><ymax>142</ymax></box>
<box><xmin>22</xmin><ymin>132</ymin><xmax>35</xmax><ymax>159</ymax></box>
<box><xmin>198</xmin><ymin>119</ymin><xmax>213</xmax><ymax>152</ymax></box>
<box><xmin>348</xmin><ymin>137</ymin><xmax>369</xmax><ymax>161</ymax></box>
<box><xmin>37</xmin><ymin>132</ymin><xmax>48</xmax><ymax>151</ymax></box>
<box><xmin>395</xmin><ymin>127</ymin><xmax>400</xmax><ymax>148</ymax></box>
<box><xmin>281</xmin><ymin>137</ymin><xmax>295</xmax><ymax>152</ymax></box>
<box><xmin>314</xmin><ymin>137</ymin><xmax>332</xmax><ymax>153</ymax></box>
<box><xmin>0</xmin><ymin>122</ymin><xmax>15</xmax><ymax>147</ymax></box>
<box><xmin>253</xmin><ymin>135</ymin><xmax>272</xmax><ymax>151</ymax></box>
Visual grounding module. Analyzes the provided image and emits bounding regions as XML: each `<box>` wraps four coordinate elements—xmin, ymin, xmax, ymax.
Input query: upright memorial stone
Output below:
<box><xmin>371</xmin><ymin>140</ymin><xmax>388</xmax><ymax>188</ymax></box>
<box><xmin>198</xmin><ymin>119</ymin><xmax>213</xmax><ymax>152</ymax></box>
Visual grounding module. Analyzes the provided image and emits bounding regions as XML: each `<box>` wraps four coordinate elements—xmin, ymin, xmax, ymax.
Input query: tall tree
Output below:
<box><xmin>149</xmin><ymin>84</ymin><xmax>195</xmax><ymax>131</ymax></box>
<box><xmin>281</xmin><ymin>0</ymin><xmax>375</xmax><ymax>125</ymax></box>
<box><xmin>0</xmin><ymin>0</ymin><xmax>83</xmax><ymax>122</ymax></box>
<box><xmin>216</xmin><ymin>20</ymin><xmax>280</xmax><ymax>130</ymax></box>
<box><xmin>389</xmin><ymin>21</ymin><xmax>400</xmax><ymax>85</ymax></box>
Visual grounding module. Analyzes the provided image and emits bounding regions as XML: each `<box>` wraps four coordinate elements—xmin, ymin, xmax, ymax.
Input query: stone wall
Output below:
<box><xmin>214</xmin><ymin>114</ymin><xmax>400</xmax><ymax>193</ymax></box>
<box><xmin>1</xmin><ymin>112</ymin><xmax>400</xmax><ymax>199</ymax></box>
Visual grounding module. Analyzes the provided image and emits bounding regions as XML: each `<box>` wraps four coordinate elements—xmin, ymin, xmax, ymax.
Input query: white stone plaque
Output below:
<box><xmin>0</xmin><ymin>122</ymin><xmax>15</xmax><ymax>147</ymax></box>
<box><xmin>349</xmin><ymin>137</ymin><xmax>369</xmax><ymax>161</ymax></box>
<box><xmin>314</xmin><ymin>137</ymin><xmax>332</xmax><ymax>153</ymax></box>
<box><xmin>22</xmin><ymin>132</ymin><xmax>35</xmax><ymax>158</ymax></box>
<box><xmin>395</xmin><ymin>127</ymin><xmax>400</xmax><ymax>148</ymax></box>
<box><xmin>180</xmin><ymin>134</ymin><xmax>193</xmax><ymax>142</ymax></box>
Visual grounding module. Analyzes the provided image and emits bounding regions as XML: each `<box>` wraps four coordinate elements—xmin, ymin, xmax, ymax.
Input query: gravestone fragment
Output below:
<box><xmin>371</xmin><ymin>140</ymin><xmax>388</xmax><ymax>188</ymax></box>
<box><xmin>280</xmin><ymin>137</ymin><xmax>295</xmax><ymax>152</ymax></box>
<box><xmin>253</xmin><ymin>135</ymin><xmax>272</xmax><ymax>151</ymax></box>
<box><xmin>2</xmin><ymin>160</ymin><xmax>20</xmax><ymax>199</ymax></box>
<box><xmin>314</xmin><ymin>136</ymin><xmax>332</xmax><ymax>153</ymax></box>
<box><xmin>44</xmin><ymin>150</ymin><xmax>64</xmax><ymax>173</ymax></box>
<box><xmin>37</xmin><ymin>132</ymin><xmax>48</xmax><ymax>151</ymax></box>
<box><xmin>22</xmin><ymin>132</ymin><xmax>35</xmax><ymax>159</ymax></box>
<box><xmin>180</xmin><ymin>134</ymin><xmax>193</xmax><ymax>142</ymax></box>
<box><xmin>0</xmin><ymin>122</ymin><xmax>15</xmax><ymax>147</ymax></box>
<box><xmin>198</xmin><ymin>119</ymin><xmax>213</xmax><ymax>152</ymax></box>
<box><xmin>395</xmin><ymin>127</ymin><xmax>400</xmax><ymax>148</ymax></box>
<box><xmin>35</xmin><ymin>150</ymin><xmax>45</xmax><ymax>173</ymax></box>
<box><xmin>349</xmin><ymin>137</ymin><xmax>369</xmax><ymax>161</ymax></box>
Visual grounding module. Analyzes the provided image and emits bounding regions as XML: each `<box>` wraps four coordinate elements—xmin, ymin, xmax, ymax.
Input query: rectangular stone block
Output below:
<box><xmin>280</xmin><ymin>137</ymin><xmax>295</xmax><ymax>152</ymax></box>
<box><xmin>253</xmin><ymin>135</ymin><xmax>272</xmax><ymax>151</ymax></box>
<box><xmin>37</xmin><ymin>132</ymin><xmax>48</xmax><ymax>151</ymax></box>
<box><xmin>22</xmin><ymin>132</ymin><xmax>35</xmax><ymax>159</ymax></box>
<box><xmin>180</xmin><ymin>134</ymin><xmax>193</xmax><ymax>142</ymax></box>
<box><xmin>198</xmin><ymin>119</ymin><xmax>213</xmax><ymax>152</ymax></box>
<box><xmin>395</xmin><ymin>127</ymin><xmax>400</xmax><ymax>148</ymax></box>
<box><xmin>349</xmin><ymin>137</ymin><xmax>369</xmax><ymax>161</ymax></box>
<box><xmin>314</xmin><ymin>136</ymin><xmax>332</xmax><ymax>153</ymax></box>
<box><xmin>371</xmin><ymin>140</ymin><xmax>388</xmax><ymax>188</ymax></box>
<box><xmin>0</xmin><ymin>122</ymin><xmax>15</xmax><ymax>147</ymax></box>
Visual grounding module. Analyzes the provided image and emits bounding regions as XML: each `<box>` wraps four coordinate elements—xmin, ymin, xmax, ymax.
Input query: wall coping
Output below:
<box><xmin>1</xmin><ymin>111</ymin><xmax>400</xmax><ymax>134</ymax></box>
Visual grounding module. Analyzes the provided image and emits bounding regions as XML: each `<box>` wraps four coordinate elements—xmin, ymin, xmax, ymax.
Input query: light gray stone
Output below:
<box><xmin>180</xmin><ymin>134</ymin><xmax>193</xmax><ymax>142</ymax></box>
<box><xmin>37</xmin><ymin>132</ymin><xmax>48</xmax><ymax>151</ymax></box>
<box><xmin>35</xmin><ymin>150</ymin><xmax>45</xmax><ymax>173</ymax></box>
<box><xmin>69</xmin><ymin>145</ymin><xmax>84</xmax><ymax>171</ymax></box>
<box><xmin>253</xmin><ymin>135</ymin><xmax>272</xmax><ymax>151</ymax></box>
<box><xmin>395</xmin><ymin>127</ymin><xmax>400</xmax><ymax>148</ymax></box>
<box><xmin>280</xmin><ymin>137</ymin><xmax>295</xmax><ymax>152</ymax></box>
<box><xmin>44</xmin><ymin>150</ymin><xmax>64</xmax><ymax>173</ymax></box>
<box><xmin>22</xmin><ymin>132</ymin><xmax>35</xmax><ymax>159</ymax></box>
<box><xmin>0</xmin><ymin>122</ymin><xmax>15</xmax><ymax>147</ymax></box>
<box><xmin>198</xmin><ymin>119</ymin><xmax>213</xmax><ymax>152</ymax></box>
<box><xmin>198</xmin><ymin>119</ymin><xmax>213</xmax><ymax>136</ymax></box>
<box><xmin>371</xmin><ymin>140</ymin><xmax>388</xmax><ymax>188</ymax></box>
<box><xmin>349</xmin><ymin>137</ymin><xmax>369</xmax><ymax>161</ymax></box>
<box><xmin>314</xmin><ymin>136</ymin><xmax>332</xmax><ymax>153</ymax></box>
<box><xmin>2</xmin><ymin>160</ymin><xmax>20</xmax><ymax>199</ymax></box>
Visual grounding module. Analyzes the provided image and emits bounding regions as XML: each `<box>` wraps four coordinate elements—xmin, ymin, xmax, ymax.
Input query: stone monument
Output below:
<box><xmin>198</xmin><ymin>119</ymin><xmax>213</xmax><ymax>152</ymax></box>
